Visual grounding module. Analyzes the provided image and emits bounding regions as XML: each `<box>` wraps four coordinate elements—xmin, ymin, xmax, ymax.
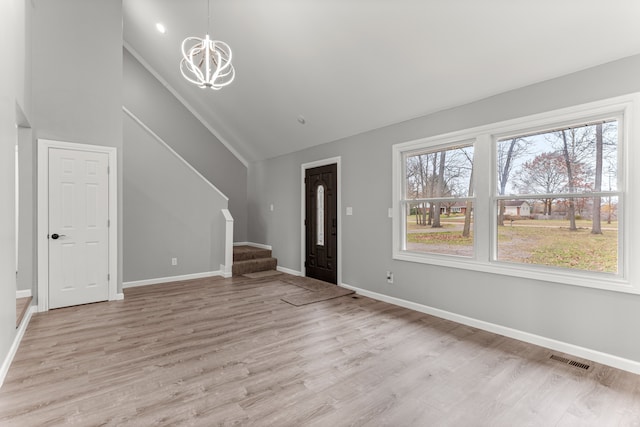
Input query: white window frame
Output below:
<box><xmin>392</xmin><ymin>93</ymin><xmax>640</xmax><ymax>294</ymax></box>
<box><xmin>399</xmin><ymin>139</ymin><xmax>476</xmax><ymax>258</ymax></box>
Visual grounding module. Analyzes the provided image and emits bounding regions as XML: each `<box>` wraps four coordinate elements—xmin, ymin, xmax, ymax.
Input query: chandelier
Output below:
<box><xmin>180</xmin><ymin>0</ymin><xmax>235</xmax><ymax>90</ymax></box>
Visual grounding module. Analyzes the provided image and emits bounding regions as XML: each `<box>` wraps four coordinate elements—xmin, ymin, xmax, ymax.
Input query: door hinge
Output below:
<box><xmin>107</xmin><ymin>219</ymin><xmax>110</xmax><ymax>227</ymax></box>
<box><xmin>107</xmin><ymin>273</ymin><xmax>110</xmax><ymax>281</ymax></box>
<box><xmin>107</xmin><ymin>166</ymin><xmax>110</xmax><ymax>174</ymax></box>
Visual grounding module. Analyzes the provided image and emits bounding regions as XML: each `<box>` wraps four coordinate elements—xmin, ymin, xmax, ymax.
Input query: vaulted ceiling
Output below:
<box><xmin>123</xmin><ymin>0</ymin><xmax>640</xmax><ymax>163</ymax></box>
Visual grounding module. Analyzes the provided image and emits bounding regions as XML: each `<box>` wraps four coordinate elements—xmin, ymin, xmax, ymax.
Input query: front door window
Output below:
<box><xmin>317</xmin><ymin>184</ymin><xmax>325</xmax><ymax>246</ymax></box>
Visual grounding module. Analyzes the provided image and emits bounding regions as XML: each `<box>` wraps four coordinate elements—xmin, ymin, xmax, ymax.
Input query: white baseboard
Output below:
<box><xmin>340</xmin><ymin>282</ymin><xmax>640</xmax><ymax>375</ymax></box>
<box><xmin>234</xmin><ymin>242</ymin><xmax>272</xmax><ymax>250</ymax></box>
<box><xmin>0</xmin><ymin>305</ymin><xmax>36</xmax><ymax>388</ymax></box>
<box><xmin>114</xmin><ymin>293</ymin><xmax>124</xmax><ymax>301</ymax></box>
<box><xmin>15</xmin><ymin>289</ymin><xmax>32</xmax><ymax>299</ymax></box>
<box><xmin>277</xmin><ymin>266</ymin><xmax>302</xmax><ymax>276</ymax></box>
<box><xmin>123</xmin><ymin>270</ymin><xmax>223</xmax><ymax>289</ymax></box>
<box><xmin>219</xmin><ymin>264</ymin><xmax>232</xmax><ymax>279</ymax></box>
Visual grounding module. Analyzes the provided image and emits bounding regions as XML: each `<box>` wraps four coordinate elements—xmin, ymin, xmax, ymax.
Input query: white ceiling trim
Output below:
<box><xmin>123</xmin><ymin>41</ymin><xmax>249</xmax><ymax>168</ymax></box>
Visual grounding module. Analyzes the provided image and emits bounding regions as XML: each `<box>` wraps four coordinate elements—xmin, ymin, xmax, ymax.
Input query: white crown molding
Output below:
<box><xmin>123</xmin><ymin>41</ymin><xmax>250</xmax><ymax>168</ymax></box>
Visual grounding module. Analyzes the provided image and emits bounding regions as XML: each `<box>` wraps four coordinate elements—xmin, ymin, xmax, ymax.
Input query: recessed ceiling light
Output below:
<box><xmin>156</xmin><ymin>23</ymin><xmax>166</xmax><ymax>34</ymax></box>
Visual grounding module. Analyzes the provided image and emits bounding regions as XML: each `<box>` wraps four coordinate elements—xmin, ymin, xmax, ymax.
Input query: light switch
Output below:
<box><xmin>346</xmin><ymin>207</ymin><xmax>353</xmax><ymax>216</ymax></box>
<box><xmin>270</xmin><ymin>204</ymin><xmax>274</xmax><ymax>211</ymax></box>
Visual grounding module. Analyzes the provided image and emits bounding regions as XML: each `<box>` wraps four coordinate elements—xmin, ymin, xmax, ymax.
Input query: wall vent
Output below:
<box><xmin>550</xmin><ymin>354</ymin><xmax>590</xmax><ymax>370</ymax></box>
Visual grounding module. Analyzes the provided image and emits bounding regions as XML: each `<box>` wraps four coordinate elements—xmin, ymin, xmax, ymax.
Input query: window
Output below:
<box><xmin>495</xmin><ymin>121</ymin><xmax>620</xmax><ymax>274</ymax></box>
<box><xmin>402</xmin><ymin>142</ymin><xmax>475</xmax><ymax>257</ymax></box>
<box><xmin>392</xmin><ymin>94</ymin><xmax>640</xmax><ymax>293</ymax></box>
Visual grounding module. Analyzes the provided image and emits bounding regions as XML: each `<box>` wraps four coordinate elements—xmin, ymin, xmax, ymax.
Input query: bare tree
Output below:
<box><xmin>432</xmin><ymin>151</ymin><xmax>446</xmax><ymax>228</ymax></box>
<box><xmin>497</xmin><ymin>138</ymin><xmax>527</xmax><ymax>226</ymax></box>
<box><xmin>424</xmin><ymin>153</ymin><xmax>436</xmax><ymax>225</ymax></box>
<box><xmin>560</xmin><ymin>130</ymin><xmax>578</xmax><ymax>230</ymax></box>
<box><xmin>455</xmin><ymin>147</ymin><xmax>474</xmax><ymax>238</ymax></box>
<box><xmin>416</xmin><ymin>154</ymin><xmax>428</xmax><ymax>226</ymax></box>
<box><xmin>592</xmin><ymin>124</ymin><xmax>603</xmax><ymax>234</ymax></box>
<box><xmin>515</xmin><ymin>152</ymin><xmax>568</xmax><ymax>215</ymax></box>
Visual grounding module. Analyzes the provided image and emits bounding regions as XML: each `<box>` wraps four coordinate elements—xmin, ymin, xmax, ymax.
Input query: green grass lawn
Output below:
<box><xmin>497</xmin><ymin>226</ymin><xmax>618</xmax><ymax>272</ymax></box>
<box><xmin>406</xmin><ymin>216</ymin><xmax>618</xmax><ymax>273</ymax></box>
<box><xmin>407</xmin><ymin>214</ymin><xmax>467</xmax><ymax>230</ymax></box>
<box><xmin>407</xmin><ymin>231</ymin><xmax>473</xmax><ymax>246</ymax></box>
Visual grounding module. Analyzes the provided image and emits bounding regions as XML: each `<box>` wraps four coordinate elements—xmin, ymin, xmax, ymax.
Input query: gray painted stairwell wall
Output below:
<box><xmin>123</xmin><ymin>49</ymin><xmax>248</xmax><ymax>242</ymax></box>
<box><xmin>123</xmin><ymin>113</ymin><xmax>228</xmax><ymax>282</ymax></box>
<box><xmin>247</xmin><ymin>54</ymin><xmax>640</xmax><ymax>364</ymax></box>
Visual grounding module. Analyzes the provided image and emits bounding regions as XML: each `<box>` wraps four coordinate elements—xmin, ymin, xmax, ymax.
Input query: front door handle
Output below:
<box><xmin>51</xmin><ymin>233</ymin><xmax>66</xmax><ymax>240</ymax></box>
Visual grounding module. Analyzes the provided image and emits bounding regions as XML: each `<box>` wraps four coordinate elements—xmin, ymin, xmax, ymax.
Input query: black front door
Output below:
<box><xmin>305</xmin><ymin>164</ymin><xmax>337</xmax><ymax>284</ymax></box>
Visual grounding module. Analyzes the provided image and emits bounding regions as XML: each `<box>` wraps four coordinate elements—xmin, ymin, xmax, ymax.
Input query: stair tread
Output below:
<box><xmin>233</xmin><ymin>245</ymin><xmax>272</xmax><ymax>262</ymax></box>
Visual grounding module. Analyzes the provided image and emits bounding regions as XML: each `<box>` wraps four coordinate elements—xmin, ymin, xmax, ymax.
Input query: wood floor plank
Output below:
<box><xmin>1</xmin><ymin>274</ymin><xmax>639</xmax><ymax>426</ymax></box>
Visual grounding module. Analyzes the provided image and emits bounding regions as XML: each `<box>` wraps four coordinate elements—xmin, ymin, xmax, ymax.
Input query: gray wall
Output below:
<box><xmin>248</xmin><ymin>54</ymin><xmax>640</xmax><ymax>363</ymax></box>
<box><xmin>15</xmin><ymin>0</ymin><xmax>32</xmax><ymax>119</ymax></box>
<box><xmin>0</xmin><ymin>0</ymin><xmax>22</xmax><ymax>373</ymax></box>
<box><xmin>32</xmin><ymin>0</ymin><xmax>124</xmax><ymax>291</ymax></box>
<box><xmin>123</xmin><ymin>113</ymin><xmax>228</xmax><ymax>282</ymax></box>
<box><xmin>123</xmin><ymin>49</ymin><xmax>248</xmax><ymax>242</ymax></box>
<box><xmin>17</xmin><ymin>126</ymin><xmax>36</xmax><ymax>293</ymax></box>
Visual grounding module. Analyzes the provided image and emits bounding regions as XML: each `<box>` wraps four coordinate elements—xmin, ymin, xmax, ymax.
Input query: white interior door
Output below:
<box><xmin>48</xmin><ymin>148</ymin><xmax>109</xmax><ymax>309</ymax></box>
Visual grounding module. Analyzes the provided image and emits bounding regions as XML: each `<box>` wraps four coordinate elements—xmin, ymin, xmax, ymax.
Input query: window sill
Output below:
<box><xmin>393</xmin><ymin>250</ymin><xmax>636</xmax><ymax>295</ymax></box>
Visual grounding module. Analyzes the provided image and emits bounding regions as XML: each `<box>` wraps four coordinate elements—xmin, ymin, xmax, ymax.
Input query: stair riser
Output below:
<box><xmin>233</xmin><ymin>248</ymin><xmax>272</xmax><ymax>262</ymax></box>
<box><xmin>232</xmin><ymin>258</ymin><xmax>278</xmax><ymax>276</ymax></box>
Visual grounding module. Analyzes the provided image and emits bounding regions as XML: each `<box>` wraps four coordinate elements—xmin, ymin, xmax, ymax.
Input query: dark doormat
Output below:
<box><xmin>281</xmin><ymin>288</ymin><xmax>354</xmax><ymax>306</ymax></box>
<box><xmin>279</xmin><ymin>277</ymin><xmax>354</xmax><ymax>306</ymax></box>
<box><xmin>243</xmin><ymin>270</ymin><xmax>283</xmax><ymax>279</ymax></box>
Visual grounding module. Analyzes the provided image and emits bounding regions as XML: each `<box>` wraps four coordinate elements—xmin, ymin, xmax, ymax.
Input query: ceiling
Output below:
<box><xmin>123</xmin><ymin>0</ymin><xmax>640</xmax><ymax>163</ymax></box>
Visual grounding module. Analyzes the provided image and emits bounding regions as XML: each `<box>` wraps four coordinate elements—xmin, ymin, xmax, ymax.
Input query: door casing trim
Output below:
<box><xmin>300</xmin><ymin>157</ymin><xmax>341</xmax><ymax>285</ymax></box>
<box><xmin>37</xmin><ymin>139</ymin><xmax>118</xmax><ymax>312</ymax></box>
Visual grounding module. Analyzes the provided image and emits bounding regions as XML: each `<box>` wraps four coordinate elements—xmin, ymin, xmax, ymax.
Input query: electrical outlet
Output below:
<box><xmin>386</xmin><ymin>271</ymin><xmax>393</xmax><ymax>284</ymax></box>
<box><xmin>171</xmin><ymin>257</ymin><xmax>178</xmax><ymax>266</ymax></box>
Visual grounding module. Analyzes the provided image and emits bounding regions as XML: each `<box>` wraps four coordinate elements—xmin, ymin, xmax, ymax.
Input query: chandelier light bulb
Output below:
<box><xmin>180</xmin><ymin>34</ymin><xmax>235</xmax><ymax>90</ymax></box>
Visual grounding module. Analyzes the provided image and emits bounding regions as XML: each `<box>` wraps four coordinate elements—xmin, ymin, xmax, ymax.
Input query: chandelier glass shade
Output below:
<box><xmin>180</xmin><ymin>0</ymin><xmax>235</xmax><ymax>90</ymax></box>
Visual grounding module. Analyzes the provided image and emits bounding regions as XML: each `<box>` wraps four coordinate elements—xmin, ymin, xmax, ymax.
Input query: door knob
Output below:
<box><xmin>51</xmin><ymin>233</ymin><xmax>66</xmax><ymax>240</ymax></box>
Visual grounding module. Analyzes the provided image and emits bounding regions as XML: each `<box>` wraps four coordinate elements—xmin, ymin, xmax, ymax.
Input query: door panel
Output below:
<box><xmin>305</xmin><ymin>164</ymin><xmax>337</xmax><ymax>284</ymax></box>
<box><xmin>49</xmin><ymin>148</ymin><xmax>109</xmax><ymax>309</ymax></box>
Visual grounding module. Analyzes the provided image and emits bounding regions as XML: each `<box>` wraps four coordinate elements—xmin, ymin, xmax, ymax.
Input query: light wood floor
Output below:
<box><xmin>1</xmin><ymin>274</ymin><xmax>639</xmax><ymax>426</ymax></box>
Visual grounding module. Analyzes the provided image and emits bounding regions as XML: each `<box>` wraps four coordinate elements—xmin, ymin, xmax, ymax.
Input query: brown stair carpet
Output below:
<box><xmin>232</xmin><ymin>245</ymin><xmax>278</xmax><ymax>276</ymax></box>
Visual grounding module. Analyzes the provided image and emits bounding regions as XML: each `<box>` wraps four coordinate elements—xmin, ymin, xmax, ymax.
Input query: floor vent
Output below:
<box><xmin>550</xmin><ymin>354</ymin><xmax>590</xmax><ymax>370</ymax></box>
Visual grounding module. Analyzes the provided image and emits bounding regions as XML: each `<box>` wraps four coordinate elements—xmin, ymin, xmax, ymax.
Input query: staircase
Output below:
<box><xmin>232</xmin><ymin>245</ymin><xmax>277</xmax><ymax>276</ymax></box>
